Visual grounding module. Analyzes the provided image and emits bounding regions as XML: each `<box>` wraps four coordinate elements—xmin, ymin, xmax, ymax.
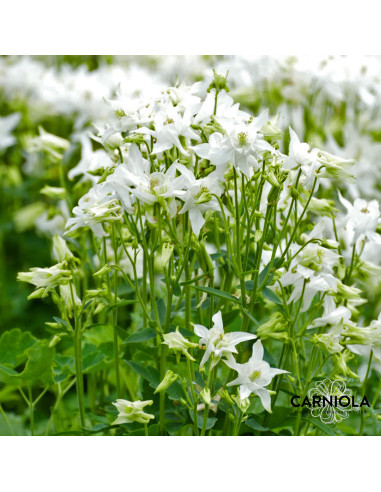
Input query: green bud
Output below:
<box><xmin>154</xmin><ymin>370</ymin><xmax>178</xmax><ymax>394</ymax></box>
<box><xmin>219</xmin><ymin>389</ymin><xmax>235</xmax><ymax>406</ymax></box>
<box><xmin>207</xmin><ymin>70</ymin><xmax>230</xmax><ymax>94</ymax></box>
<box><xmin>192</xmin><ymin>241</ymin><xmax>214</xmax><ymax>276</ymax></box>
<box><xmin>266</xmin><ymin>170</ymin><xmax>280</xmax><ymax>188</ymax></box>
<box><xmin>290</xmin><ymin>187</ymin><xmax>300</xmax><ymax>200</ymax></box>
<box><xmin>200</xmin><ymin>388</ymin><xmax>211</xmax><ymax>406</ymax></box>
<box><xmin>308</xmin><ymin>197</ymin><xmax>337</xmax><ymax>216</ymax></box>
<box><xmin>257</xmin><ymin>312</ymin><xmax>288</xmax><ymax>341</ymax></box>
<box><xmin>154</xmin><ymin>243</ymin><xmax>174</xmax><ymax>273</ymax></box>
<box><xmin>49</xmin><ymin>335</ymin><xmax>62</xmax><ymax>348</ymax></box>
<box><xmin>267</xmin><ymin>185</ymin><xmax>279</xmax><ymax>204</ymax></box>
<box><xmin>40</xmin><ymin>186</ymin><xmax>67</xmax><ymax>199</ymax></box>
<box><xmin>13</xmin><ymin>201</ymin><xmax>46</xmax><ymax>233</ymax></box>
<box><xmin>52</xmin><ymin>235</ymin><xmax>74</xmax><ymax>263</ymax></box>
<box><xmin>93</xmin><ymin>264</ymin><xmax>112</xmax><ymax>277</ymax></box>
<box><xmin>254</xmin><ymin>230</ymin><xmax>263</xmax><ymax>243</ymax></box>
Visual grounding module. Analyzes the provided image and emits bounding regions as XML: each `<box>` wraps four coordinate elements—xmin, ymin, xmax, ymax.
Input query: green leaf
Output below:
<box><xmin>262</xmin><ymin>287</ymin><xmax>282</xmax><ymax>305</ymax></box>
<box><xmin>125</xmin><ymin>360</ymin><xmax>160</xmax><ymax>387</ymax></box>
<box><xmin>53</xmin><ymin>355</ymin><xmax>75</xmax><ymax>383</ymax></box>
<box><xmin>125</xmin><ymin>360</ymin><xmax>184</xmax><ymax>400</ymax></box>
<box><xmin>173</xmin><ymin>281</ymin><xmax>181</xmax><ymax>297</ymax></box>
<box><xmin>123</xmin><ymin>329</ymin><xmax>157</xmax><ymax>344</ymax></box>
<box><xmin>82</xmin><ymin>343</ymin><xmax>114</xmax><ymax>373</ymax></box>
<box><xmin>0</xmin><ymin>329</ymin><xmax>36</xmax><ymax>368</ymax></box>
<box><xmin>190</xmin><ymin>285</ymin><xmax>240</xmax><ymax>304</ymax></box>
<box><xmin>19</xmin><ymin>340</ymin><xmax>55</xmax><ymax>385</ymax></box>
<box><xmin>302</xmin><ymin>416</ymin><xmax>337</xmax><ymax>436</ymax></box>
<box><xmin>157</xmin><ymin>298</ymin><xmax>166</xmax><ymax>326</ymax></box>
<box><xmin>83</xmin><ymin>324</ymin><xmax>113</xmax><ymax>346</ymax></box>
<box><xmin>190</xmin><ymin>409</ymin><xmax>217</xmax><ymax>430</ymax></box>
<box><xmin>244</xmin><ymin>418</ymin><xmax>269</xmax><ymax>432</ymax></box>
<box><xmin>258</xmin><ymin>262</ymin><xmax>271</xmax><ymax>285</ymax></box>
<box><xmin>242</xmin><ymin>309</ymin><xmax>259</xmax><ymax>326</ymax></box>
<box><xmin>222</xmin><ymin>309</ymin><xmax>240</xmax><ymax>326</ymax></box>
<box><xmin>0</xmin><ymin>364</ymin><xmax>19</xmax><ymax>377</ymax></box>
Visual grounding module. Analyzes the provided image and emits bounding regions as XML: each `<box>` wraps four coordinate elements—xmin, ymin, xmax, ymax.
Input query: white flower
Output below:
<box><xmin>162</xmin><ymin>328</ymin><xmax>198</xmax><ymax>360</ymax></box>
<box><xmin>194</xmin><ymin>311</ymin><xmax>256</xmax><ymax>369</ymax></box>
<box><xmin>284</xmin><ymin>127</ymin><xmax>320</xmax><ymax>188</ymax></box>
<box><xmin>225</xmin><ymin>340</ymin><xmax>288</xmax><ymax>412</ymax></box>
<box><xmin>193</xmin><ymin>111</ymin><xmax>273</xmax><ymax>177</ymax></box>
<box><xmin>194</xmin><ymin>89</ymin><xmax>244</xmax><ymax>126</ymax></box>
<box><xmin>25</xmin><ymin>126</ymin><xmax>70</xmax><ymax>161</ymax></box>
<box><xmin>52</xmin><ymin>235</ymin><xmax>74</xmax><ymax>264</ymax></box>
<box><xmin>0</xmin><ymin>112</ymin><xmax>20</xmax><ymax>150</ymax></box>
<box><xmin>17</xmin><ymin>262</ymin><xmax>72</xmax><ymax>298</ymax></box>
<box><xmin>134</xmin><ymin>106</ymin><xmax>200</xmax><ymax>156</ymax></box>
<box><xmin>66</xmin><ymin>183</ymin><xmax>122</xmax><ymax>237</ymax></box>
<box><xmin>338</xmin><ymin>192</ymin><xmax>381</xmax><ymax>244</ymax></box>
<box><xmin>68</xmin><ymin>134</ymin><xmax>113</xmax><ymax>182</ymax></box>
<box><xmin>175</xmin><ymin>164</ymin><xmax>223</xmax><ymax>236</ymax></box>
<box><xmin>280</xmin><ymin>243</ymin><xmax>340</xmax><ymax>311</ymax></box>
<box><xmin>112</xmin><ymin>399</ymin><xmax>155</xmax><ymax>425</ymax></box>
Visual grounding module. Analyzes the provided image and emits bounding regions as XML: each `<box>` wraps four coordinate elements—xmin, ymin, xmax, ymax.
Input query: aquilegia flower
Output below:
<box><xmin>112</xmin><ymin>399</ymin><xmax>155</xmax><ymax>425</ymax></box>
<box><xmin>225</xmin><ymin>340</ymin><xmax>288</xmax><ymax>412</ymax></box>
<box><xmin>194</xmin><ymin>311</ymin><xmax>256</xmax><ymax>369</ymax></box>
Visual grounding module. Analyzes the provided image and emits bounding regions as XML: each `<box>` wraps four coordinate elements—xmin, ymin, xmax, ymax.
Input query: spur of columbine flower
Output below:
<box><xmin>112</xmin><ymin>399</ymin><xmax>155</xmax><ymax>425</ymax></box>
<box><xmin>194</xmin><ymin>311</ymin><xmax>256</xmax><ymax>369</ymax></box>
<box><xmin>224</xmin><ymin>340</ymin><xmax>288</xmax><ymax>412</ymax></box>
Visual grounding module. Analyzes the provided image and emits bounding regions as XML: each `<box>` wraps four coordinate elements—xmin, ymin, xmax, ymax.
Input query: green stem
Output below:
<box><xmin>187</xmin><ymin>358</ymin><xmax>199</xmax><ymax>436</ymax></box>
<box><xmin>111</xmin><ymin>224</ymin><xmax>121</xmax><ymax>397</ymax></box>
<box><xmin>359</xmin><ymin>350</ymin><xmax>373</xmax><ymax>435</ymax></box>
<box><xmin>28</xmin><ymin>384</ymin><xmax>34</xmax><ymax>436</ymax></box>
<box><xmin>0</xmin><ymin>404</ymin><xmax>14</xmax><ymax>435</ymax></box>
<box><xmin>69</xmin><ymin>281</ymin><xmax>86</xmax><ymax>429</ymax></box>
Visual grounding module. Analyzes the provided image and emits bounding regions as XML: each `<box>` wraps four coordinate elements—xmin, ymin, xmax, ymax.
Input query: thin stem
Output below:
<box><xmin>111</xmin><ymin>223</ymin><xmax>121</xmax><ymax>397</ymax></box>
<box><xmin>28</xmin><ymin>384</ymin><xmax>34</xmax><ymax>436</ymax></box>
<box><xmin>187</xmin><ymin>358</ymin><xmax>199</xmax><ymax>436</ymax></box>
<box><xmin>69</xmin><ymin>281</ymin><xmax>86</xmax><ymax>429</ymax></box>
<box><xmin>359</xmin><ymin>350</ymin><xmax>373</xmax><ymax>435</ymax></box>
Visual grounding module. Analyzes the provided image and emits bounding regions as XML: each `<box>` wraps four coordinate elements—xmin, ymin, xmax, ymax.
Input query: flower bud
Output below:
<box><xmin>257</xmin><ymin>312</ymin><xmax>288</xmax><ymax>341</ymax></box>
<box><xmin>154</xmin><ymin>243</ymin><xmax>174</xmax><ymax>273</ymax></box>
<box><xmin>52</xmin><ymin>235</ymin><xmax>74</xmax><ymax>263</ymax></box>
<box><xmin>200</xmin><ymin>388</ymin><xmax>211</xmax><ymax>406</ymax></box>
<box><xmin>154</xmin><ymin>370</ymin><xmax>178</xmax><ymax>394</ymax></box>
<box><xmin>40</xmin><ymin>186</ymin><xmax>66</xmax><ymax>200</ymax></box>
<box><xmin>93</xmin><ymin>264</ymin><xmax>112</xmax><ymax>277</ymax></box>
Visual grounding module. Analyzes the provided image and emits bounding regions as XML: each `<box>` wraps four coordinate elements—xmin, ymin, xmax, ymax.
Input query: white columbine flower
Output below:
<box><xmin>175</xmin><ymin>164</ymin><xmax>223</xmax><ymax>236</ymax></box>
<box><xmin>17</xmin><ymin>262</ymin><xmax>72</xmax><ymax>298</ymax></box>
<box><xmin>66</xmin><ymin>183</ymin><xmax>122</xmax><ymax>237</ymax></box>
<box><xmin>194</xmin><ymin>111</ymin><xmax>273</xmax><ymax>178</ymax></box>
<box><xmin>194</xmin><ymin>311</ymin><xmax>256</xmax><ymax>369</ymax></box>
<box><xmin>280</xmin><ymin>243</ymin><xmax>340</xmax><ymax>311</ymax></box>
<box><xmin>112</xmin><ymin>399</ymin><xmax>155</xmax><ymax>425</ymax></box>
<box><xmin>284</xmin><ymin>127</ymin><xmax>320</xmax><ymax>189</ymax></box>
<box><xmin>68</xmin><ymin>133</ymin><xmax>114</xmax><ymax>182</ymax></box>
<box><xmin>338</xmin><ymin>192</ymin><xmax>381</xmax><ymax>245</ymax></box>
<box><xmin>0</xmin><ymin>112</ymin><xmax>20</xmax><ymax>150</ymax></box>
<box><xmin>225</xmin><ymin>340</ymin><xmax>288</xmax><ymax>412</ymax></box>
<box><xmin>162</xmin><ymin>328</ymin><xmax>198</xmax><ymax>360</ymax></box>
<box><xmin>134</xmin><ymin>106</ymin><xmax>200</xmax><ymax>156</ymax></box>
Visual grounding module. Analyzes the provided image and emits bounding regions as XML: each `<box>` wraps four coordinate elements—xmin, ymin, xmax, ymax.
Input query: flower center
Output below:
<box><xmin>361</xmin><ymin>207</ymin><xmax>370</xmax><ymax>214</ymax></box>
<box><xmin>249</xmin><ymin>370</ymin><xmax>261</xmax><ymax>382</ymax></box>
<box><xmin>238</xmin><ymin>131</ymin><xmax>248</xmax><ymax>146</ymax></box>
